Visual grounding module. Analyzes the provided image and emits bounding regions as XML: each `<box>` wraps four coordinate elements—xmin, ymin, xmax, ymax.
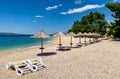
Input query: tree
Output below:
<box><xmin>105</xmin><ymin>3</ymin><xmax>120</xmax><ymax>38</ymax></box>
<box><xmin>70</xmin><ymin>21</ymin><xmax>81</xmax><ymax>34</ymax></box>
<box><xmin>69</xmin><ymin>11</ymin><xmax>108</xmax><ymax>35</ymax></box>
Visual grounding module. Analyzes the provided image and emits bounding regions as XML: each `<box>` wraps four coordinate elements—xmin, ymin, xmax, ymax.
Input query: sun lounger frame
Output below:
<box><xmin>6</xmin><ymin>57</ymin><xmax>46</xmax><ymax>76</ymax></box>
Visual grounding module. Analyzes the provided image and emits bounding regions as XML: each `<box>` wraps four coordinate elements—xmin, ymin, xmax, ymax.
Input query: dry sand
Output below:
<box><xmin>0</xmin><ymin>37</ymin><xmax>120</xmax><ymax>79</ymax></box>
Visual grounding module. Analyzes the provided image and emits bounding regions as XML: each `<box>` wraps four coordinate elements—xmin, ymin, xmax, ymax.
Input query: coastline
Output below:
<box><xmin>0</xmin><ymin>38</ymin><xmax>53</xmax><ymax>53</ymax></box>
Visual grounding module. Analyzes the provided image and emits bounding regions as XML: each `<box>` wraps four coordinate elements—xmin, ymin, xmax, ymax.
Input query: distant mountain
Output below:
<box><xmin>0</xmin><ymin>32</ymin><xmax>32</xmax><ymax>36</ymax></box>
<box><xmin>49</xmin><ymin>32</ymin><xmax>58</xmax><ymax>36</ymax></box>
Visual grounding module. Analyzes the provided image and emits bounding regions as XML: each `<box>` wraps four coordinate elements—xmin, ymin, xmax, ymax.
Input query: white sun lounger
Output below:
<box><xmin>6</xmin><ymin>58</ymin><xmax>46</xmax><ymax>75</ymax></box>
<box><xmin>6</xmin><ymin>60</ymin><xmax>31</xmax><ymax>76</ymax></box>
<box><xmin>26</xmin><ymin>57</ymin><xmax>46</xmax><ymax>71</ymax></box>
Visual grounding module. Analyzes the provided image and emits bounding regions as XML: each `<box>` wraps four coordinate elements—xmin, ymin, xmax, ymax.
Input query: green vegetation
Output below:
<box><xmin>105</xmin><ymin>3</ymin><xmax>120</xmax><ymax>38</ymax></box>
<box><xmin>69</xmin><ymin>3</ymin><xmax>120</xmax><ymax>38</ymax></box>
<box><xmin>69</xmin><ymin>11</ymin><xmax>108</xmax><ymax>35</ymax></box>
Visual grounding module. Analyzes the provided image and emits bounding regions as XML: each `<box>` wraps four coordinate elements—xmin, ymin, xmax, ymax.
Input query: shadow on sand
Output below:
<box><xmin>37</xmin><ymin>52</ymin><xmax>57</xmax><ymax>56</ymax></box>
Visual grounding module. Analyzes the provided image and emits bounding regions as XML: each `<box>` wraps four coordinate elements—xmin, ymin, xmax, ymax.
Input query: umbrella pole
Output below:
<box><xmin>84</xmin><ymin>37</ymin><xmax>86</xmax><ymax>45</ymax></box>
<box><xmin>79</xmin><ymin>36</ymin><xmax>81</xmax><ymax>43</ymax></box>
<box><xmin>84</xmin><ymin>37</ymin><xmax>86</xmax><ymax>43</ymax></box>
<box><xmin>59</xmin><ymin>36</ymin><xmax>62</xmax><ymax>47</ymax></box>
<box><xmin>89</xmin><ymin>37</ymin><xmax>91</xmax><ymax>43</ymax></box>
<box><xmin>40</xmin><ymin>38</ymin><xmax>44</xmax><ymax>54</ymax></box>
<box><xmin>70</xmin><ymin>36</ymin><xmax>73</xmax><ymax>47</ymax></box>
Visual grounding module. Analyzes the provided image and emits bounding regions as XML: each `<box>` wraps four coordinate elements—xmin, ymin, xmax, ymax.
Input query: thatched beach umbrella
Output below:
<box><xmin>90</xmin><ymin>33</ymin><xmax>100</xmax><ymax>42</ymax></box>
<box><xmin>94</xmin><ymin>33</ymin><xmax>102</xmax><ymax>41</ymax></box>
<box><xmin>67</xmin><ymin>32</ymin><xmax>76</xmax><ymax>47</ymax></box>
<box><xmin>32</xmin><ymin>31</ymin><xmax>50</xmax><ymax>53</ymax></box>
<box><xmin>90</xmin><ymin>33</ymin><xmax>96</xmax><ymax>42</ymax></box>
<box><xmin>88</xmin><ymin>32</ymin><xmax>93</xmax><ymax>37</ymax></box>
<box><xmin>96</xmin><ymin>33</ymin><xmax>101</xmax><ymax>38</ymax></box>
<box><xmin>87</xmin><ymin>32</ymin><xmax>93</xmax><ymax>42</ymax></box>
<box><xmin>53</xmin><ymin>32</ymin><xmax>65</xmax><ymax>47</ymax></box>
<box><xmin>83</xmin><ymin>32</ymin><xmax>88</xmax><ymax>43</ymax></box>
<box><xmin>91</xmin><ymin>33</ymin><xmax>95</xmax><ymax>37</ymax></box>
<box><xmin>76</xmin><ymin>32</ymin><xmax>83</xmax><ymax>43</ymax></box>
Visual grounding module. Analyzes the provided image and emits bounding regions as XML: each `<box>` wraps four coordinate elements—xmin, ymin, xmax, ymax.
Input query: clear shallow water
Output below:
<box><xmin>0</xmin><ymin>35</ymin><xmax>52</xmax><ymax>51</ymax></box>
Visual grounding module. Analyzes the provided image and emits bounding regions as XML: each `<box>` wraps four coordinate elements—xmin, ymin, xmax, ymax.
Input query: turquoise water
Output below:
<box><xmin>0</xmin><ymin>35</ymin><xmax>52</xmax><ymax>51</ymax></box>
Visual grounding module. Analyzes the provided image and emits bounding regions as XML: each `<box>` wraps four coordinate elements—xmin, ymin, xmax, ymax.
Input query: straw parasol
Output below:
<box><xmin>53</xmin><ymin>32</ymin><xmax>65</xmax><ymax>47</ymax></box>
<box><xmin>67</xmin><ymin>32</ymin><xmax>76</xmax><ymax>47</ymax></box>
<box><xmin>76</xmin><ymin>32</ymin><xmax>83</xmax><ymax>43</ymax></box>
<box><xmin>32</xmin><ymin>31</ymin><xmax>50</xmax><ymax>53</ymax></box>
<box><xmin>92</xmin><ymin>33</ymin><xmax>100</xmax><ymax>38</ymax></box>
<box><xmin>83</xmin><ymin>32</ymin><xmax>88</xmax><ymax>43</ymax></box>
<box><xmin>87</xmin><ymin>32</ymin><xmax>93</xmax><ymax>37</ymax></box>
<box><xmin>87</xmin><ymin>32</ymin><xmax>93</xmax><ymax>42</ymax></box>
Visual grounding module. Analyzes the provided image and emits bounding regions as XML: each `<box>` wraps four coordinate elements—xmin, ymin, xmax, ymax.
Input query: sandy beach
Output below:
<box><xmin>0</xmin><ymin>37</ymin><xmax>120</xmax><ymax>79</ymax></box>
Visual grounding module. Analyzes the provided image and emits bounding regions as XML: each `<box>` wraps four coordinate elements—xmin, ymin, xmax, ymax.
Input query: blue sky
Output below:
<box><xmin>0</xmin><ymin>0</ymin><xmax>119</xmax><ymax>34</ymax></box>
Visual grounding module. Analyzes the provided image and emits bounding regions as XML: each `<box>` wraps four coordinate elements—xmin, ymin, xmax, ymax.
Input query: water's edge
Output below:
<box><xmin>0</xmin><ymin>35</ymin><xmax>52</xmax><ymax>52</ymax></box>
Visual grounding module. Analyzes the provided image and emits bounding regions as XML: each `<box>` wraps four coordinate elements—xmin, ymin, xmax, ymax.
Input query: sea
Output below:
<box><xmin>0</xmin><ymin>35</ymin><xmax>52</xmax><ymax>51</ymax></box>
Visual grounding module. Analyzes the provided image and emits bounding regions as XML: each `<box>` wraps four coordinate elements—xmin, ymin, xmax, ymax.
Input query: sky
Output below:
<box><xmin>0</xmin><ymin>0</ymin><xmax>120</xmax><ymax>34</ymax></box>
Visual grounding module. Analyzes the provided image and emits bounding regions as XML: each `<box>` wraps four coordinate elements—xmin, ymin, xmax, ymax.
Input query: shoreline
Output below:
<box><xmin>0</xmin><ymin>35</ymin><xmax>53</xmax><ymax>53</ymax></box>
<box><xmin>0</xmin><ymin>38</ymin><xmax>54</xmax><ymax>53</ymax></box>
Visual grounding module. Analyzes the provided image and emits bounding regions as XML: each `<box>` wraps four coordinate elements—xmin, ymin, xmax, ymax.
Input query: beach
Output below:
<box><xmin>0</xmin><ymin>37</ymin><xmax>120</xmax><ymax>79</ymax></box>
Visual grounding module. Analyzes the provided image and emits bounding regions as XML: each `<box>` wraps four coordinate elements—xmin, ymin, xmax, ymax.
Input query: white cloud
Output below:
<box><xmin>75</xmin><ymin>0</ymin><xmax>82</xmax><ymax>4</ymax></box>
<box><xmin>35</xmin><ymin>15</ymin><xmax>43</xmax><ymax>18</ymax></box>
<box><xmin>32</xmin><ymin>20</ymin><xmax>36</xmax><ymax>23</ymax></box>
<box><xmin>113</xmin><ymin>0</ymin><xmax>118</xmax><ymax>2</ymax></box>
<box><xmin>60</xmin><ymin>4</ymin><xmax>104</xmax><ymax>15</ymax></box>
<box><xmin>59</xmin><ymin>4</ymin><xmax>63</xmax><ymax>7</ymax></box>
<box><xmin>46</xmin><ymin>4</ymin><xmax>63</xmax><ymax>10</ymax></box>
